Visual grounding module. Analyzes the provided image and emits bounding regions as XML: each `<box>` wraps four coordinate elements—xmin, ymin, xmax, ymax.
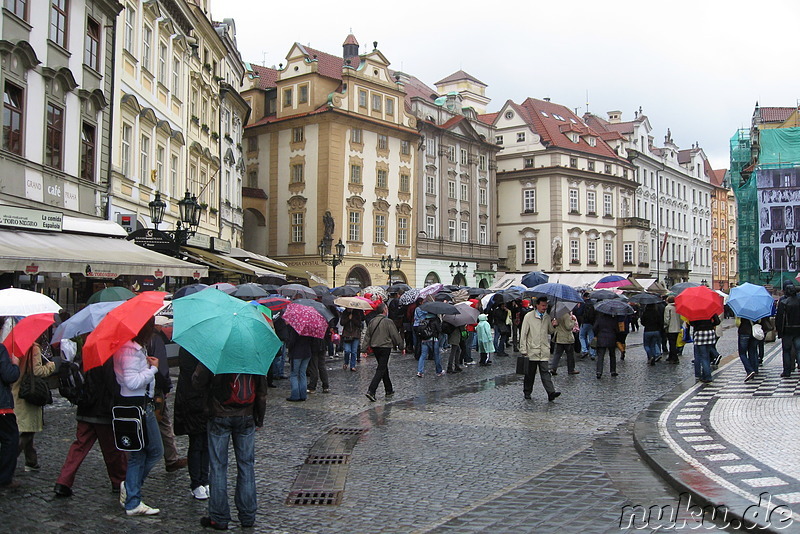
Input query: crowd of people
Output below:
<box><xmin>2</xmin><ymin>278</ymin><xmax>800</xmax><ymax>530</ymax></box>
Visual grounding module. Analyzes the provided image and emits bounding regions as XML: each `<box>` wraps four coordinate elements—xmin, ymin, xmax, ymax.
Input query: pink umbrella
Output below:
<box><xmin>594</xmin><ymin>275</ymin><xmax>633</xmax><ymax>289</ymax></box>
<box><xmin>419</xmin><ymin>283</ymin><xmax>443</xmax><ymax>299</ymax></box>
<box><xmin>282</xmin><ymin>302</ymin><xmax>329</xmax><ymax>339</ymax></box>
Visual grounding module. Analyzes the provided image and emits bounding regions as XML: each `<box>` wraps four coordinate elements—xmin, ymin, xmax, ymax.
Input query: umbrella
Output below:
<box><xmin>553</xmin><ymin>300</ymin><xmax>578</xmax><ymax>318</ymax></box>
<box><xmin>173</xmin><ymin>283</ymin><xmax>209</xmax><ymax>300</ymax></box>
<box><xmin>256</xmin><ymin>295</ymin><xmax>291</xmax><ymax>313</ymax></box>
<box><xmin>334</xmin><ymin>296</ymin><xmax>374</xmax><ymax>310</ymax></box>
<box><xmin>419</xmin><ymin>283</ymin><xmax>443</xmax><ymax>299</ymax></box>
<box><xmin>588</xmin><ymin>289</ymin><xmax>621</xmax><ymax>301</ymax></box>
<box><xmin>87</xmin><ymin>286</ymin><xmax>136</xmax><ymax>304</ymax></box>
<box><xmin>628</xmin><ymin>293</ymin><xmax>662</xmax><ymax>305</ymax></box>
<box><xmin>331</xmin><ymin>286</ymin><xmax>359</xmax><ymax>297</ymax></box>
<box><xmin>497</xmin><ymin>288</ymin><xmax>523</xmax><ymax>303</ymax></box>
<box><xmin>282</xmin><ymin>302</ymin><xmax>329</xmax><ymax>338</ymax></box>
<box><xmin>292</xmin><ymin>298</ymin><xmax>336</xmax><ymax>322</ymax></box>
<box><xmin>230</xmin><ymin>283</ymin><xmax>269</xmax><ymax>300</ymax></box>
<box><xmin>451</xmin><ymin>289</ymin><xmax>470</xmax><ymax>303</ymax></box>
<box><xmin>669</xmin><ymin>282</ymin><xmax>700</xmax><ymax>295</ymax></box>
<box><xmin>388</xmin><ymin>283</ymin><xmax>412</xmax><ymax>293</ymax></box>
<box><xmin>527</xmin><ymin>283</ymin><xmax>583</xmax><ymax>303</ymax></box>
<box><xmin>675</xmin><ymin>286</ymin><xmax>724</xmax><ymax>322</ymax></box>
<box><xmin>420</xmin><ymin>301</ymin><xmax>460</xmax><ymax>315</ymax></box>
<box><xmin>51</xmin><ymin>301</ymin><xmax>124</xmax><ymax>345</ymax></box>
<box><xmin>209</xmin><ymin>282</ymin><xmax>237</xmax><ymax>294</ymax></box>
<box><xmin>173</xmin><ymin>289</ymin><xmax>281</xmax><ymax>375</ymax></box>
<box><xmin>480</xmin><ymin>292</ymin><xmax>496</xmax><ymax>310</ymax></box>
<box><xmin>278</xmin><ymin>283</ymin><xmax>316</xmax><ymax>299</ymax></box>
<box><xmin>595</xmin><ymin>299</ymin><xmax>635</xmax><ymax>317</ymax></box>
<box><xmin>714</xmin><ymin>290</ymin><xmax>729</xmax><ymax>305</ymax></box>
<box><xmin>259</xmin><ymin>284</ymin><xmax>282</xmax><ymax>293</ymax></box>
<box><xmin>442</xmin><ymin>302</ymin><xmax>480</xmax><ymax>327</ymax></box>
<box><xmin>312</xmin><ymin>285</ymin><xmax>331</xmax><ymax>296</ymax></box>
<box><xmin>362</xmin><ymin>285</ymin><xmax>388</xmax><ymax>301</ymax></box>
<box><xmin>2</xmin><ymin>313</ymin><xmax>56</xmax><ymax>357</ymax></box>
<box><xmin>594</xmin><ymin>275</ymin><xmax>633</xmax><ymax>289</ymax></box>
<box><xmin>0</xmin><ymin>288</ymin><xmax>62</xmax><ymax>317</ymax></box>
<box><xmin>435</xmin><ymin>292</ymin><xmax>454</xmax><ymax>302</ymax></box>
<box><xmin>82</xmin><ymin>291</ymin><xmax>169</xmax><ymax>370</ymax></box>
<box><xmin>399</xmin><ymin>288</ymin><xmax>421</xmax><ymax>305</ymax></box>
<box><xmin>467</xmin><ymin>287</ymin><xmax>491</xmax><ymax>298</ymax></box>
<box><xmin>521</xmin><ymin>271</ymin><xmax>549</xmax><ymax>288</ymax></box>
<box><xmin>728</xmin><ymin>283</ymin><xmax>774</xmax><ymax>321</ymax></box>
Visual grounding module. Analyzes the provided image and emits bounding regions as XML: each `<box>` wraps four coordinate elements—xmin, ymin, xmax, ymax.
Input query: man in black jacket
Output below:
<box><xmin>776</xmin><ymin>282</ymin><xmax>800</xmax><ymax>377</ymax></box>
<box><xmin>194</xmin><ymin>367</ymin><xmax>267</xmax><ymax>530</ymax></box>
<box><xmin>0</xmin><ymin>343</ymin><xmax>20</xmax><ymax>490</ymax></box>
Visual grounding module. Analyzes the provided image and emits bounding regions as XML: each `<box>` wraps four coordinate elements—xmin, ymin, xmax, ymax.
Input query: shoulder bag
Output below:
<box><xmin>18</xmin><ymin>350</ymin><xmax>53</xmax><ymax>407</ymax></box>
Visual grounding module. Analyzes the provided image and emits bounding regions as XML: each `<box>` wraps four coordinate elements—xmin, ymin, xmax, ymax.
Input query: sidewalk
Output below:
<box><xmin>635</xmin><ymin>340</ymin><xmax>800</xmax><ymax>532</ymax></box>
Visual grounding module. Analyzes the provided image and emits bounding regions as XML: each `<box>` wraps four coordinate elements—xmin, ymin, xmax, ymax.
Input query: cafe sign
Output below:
<box><xmin>0</xmin><ymin>205</ymin><xmax>63</xmax><ymax>231</ymax></box>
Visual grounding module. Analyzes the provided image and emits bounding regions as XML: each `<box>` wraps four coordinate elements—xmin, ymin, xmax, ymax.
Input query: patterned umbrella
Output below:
<box><xmin>399</xmin><ymin>288</ymin><xmax>421</xmax><ymax>305</ymax></box>
<box><xmin>334</xmin><ymin>296</ymin><xmax>374</xmax><ymax>310</ymax></box>
<box><xmin>282</xmin><ymin>302</ymin><xmax>329</xmax><ymax>339</ymax></box>
<box><xmin>362</xmin><ymin>285</ymin><xmax>388</xmax><ymax>301</ymax></box>
<box><xmin>527</xmin><ymin>283</ymin><xmax>583</xmax><ymax>303</ymax></box>
<box><xmin>256</xmin><ymin>295</ymin><xmax>291</xmax><ymax>313</ymax></box>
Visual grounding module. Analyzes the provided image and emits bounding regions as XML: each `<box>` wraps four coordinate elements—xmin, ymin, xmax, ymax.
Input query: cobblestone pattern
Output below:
<box><xmin>0</xmin><ymin>324</ymin><xmax>741</xmax><ymax>533</ymax></box>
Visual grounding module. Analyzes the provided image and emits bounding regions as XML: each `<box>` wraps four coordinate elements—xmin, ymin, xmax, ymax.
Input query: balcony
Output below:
<box><xmin>670</xmin><ymin>261</ymin><xmax>689</xmax><ymax>271</ymax></box>
<box><xmin>621</xmin><ymin>217</ymin><xmax>650</xmax><ymax>230</ymax></box>
<box><xmin>416</xmin><ymin>237</ymin><xmax>498</xmax><ymax>262</ymax></box>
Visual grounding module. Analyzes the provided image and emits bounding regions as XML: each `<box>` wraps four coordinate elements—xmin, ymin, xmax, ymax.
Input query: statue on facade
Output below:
<box><xmin>552</xmin><ymin>237</ymin><xmax>563</xmax><ymax>270</ymax></box>
<box><xmin>323</xmin><ymin>211</ymin><xmax>335</xmax><ymax>240</ymax></box>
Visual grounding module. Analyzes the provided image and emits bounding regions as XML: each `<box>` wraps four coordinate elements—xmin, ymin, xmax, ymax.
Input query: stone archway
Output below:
<box><xmin>344</xmin><ymin>265</ymin><xmax>371</xmax><ymax>289</ymax></box>
<box><xmin>424</xmin><ymin>271</ymin><xmax>441</xmax><ymax>286</ymax></box>
<box><xmin>242</xmin><ymin>207</ymin><xmax>267</xmax><ymax>255</ymax></box>
<box><xmin>452</xmin><ymin>273</ymin><xmax>467</xmax><ymax>286</ymax></box>
<box><xmin>479</xmin><ymin>278</ymin><xmax>489</xmax><ymax>289</ymax></box>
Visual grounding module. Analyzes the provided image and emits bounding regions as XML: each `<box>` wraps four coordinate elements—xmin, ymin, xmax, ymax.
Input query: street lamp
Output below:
<box><xmin>449</xmin><ymin>261</ymin><xmax>468</xmax><ymax>283</ymax></box>
<box><xmin>701</xmin><ymin>279</ymin><xmax>708</xmax><ymax>287</ymax></box>
<box><xmin>319</xmin><ymin>238</ymin><xmax>345</xmax><ymax>286</ymax></box>
<box><xmin>148</xmin><ymin>190</ymin><xmax>201</xmax><ymax>245</ymax></box>
<box><xmin>380</xmin><ymin>254</ymin><xmax>402</xmax><ymax>284</ymax></box>
<box><xmin>759</xmin><ymin>268</ymin><xmax>775</xmax><ymax>286</ymax></box>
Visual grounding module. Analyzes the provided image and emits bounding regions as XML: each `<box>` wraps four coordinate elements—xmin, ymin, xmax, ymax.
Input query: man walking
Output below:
<box><xmin>364</xmin><ymin>302</ymin><xmax>403</xmax><ymax>401</ymax></box>
<box><xmin>193</xmin><ymin>367</ymin><xmax>267</xmax><ymax>530</ymax></box>
<box><xmin>519</xmin><ymin>297</ymin><xmax>560</xmax><ymax>401</ymax></box>
<box><xmin>776</xmin><ymin>282</ymin><xmax>800</xmax><ymax>377</ymax></box>
<box><xmin>577</xmin><ymin>295</ymin><xmax>596</xmax><ymax>360</ymax></box>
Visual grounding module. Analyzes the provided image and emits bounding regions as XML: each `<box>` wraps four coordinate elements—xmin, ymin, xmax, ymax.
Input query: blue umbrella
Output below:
<box><xmin>728</xmin><ymin>283</ymin><xmax>774</xmax><ymax>321</ymax></box>
<box><xmin>51</xmin><ymin>301</ymin><xmax>124</xmax><ymax>344</ymax></box>
<box><xmin>527</xmin><ymin>283</ymin><xmax>583</xmax><ymax>303</ymax></box>
<box><xmin>174</xmin><ymin>283</ymin><xmax>209</xmax><ymax>300</ymax></box>
<box><xmin>521</xmin><ymin>271</ymin><xmax>549</xmax><ymax>288</ymax></box>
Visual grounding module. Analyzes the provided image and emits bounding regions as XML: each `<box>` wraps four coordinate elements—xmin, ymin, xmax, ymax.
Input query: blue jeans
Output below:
<box><xmin>579</xmin><ymin>323</ymin><xmax>596</xmax><ymax>357</ymax></box>
<box><xmin>694</xmin><ymin>344</ymin><xmax>713</xmax><ymax>382</ymax></box>
<box><xmin>417</xmin><ymin>340</ymin><xmax>442</xmax><ymax>374</ymax></box>
<box><xmin>643</xmin><ymin>331</ymin><xmax>662</xmax><ymax>360</ymax></box>
<box><xmin>270</xmin><ymin>345</ymin><xmax>285</xmax><ymax>378</ymax></box>
<box><xmin>342</xmin><ymin>339</ymin><xmax>359</xmax><ymax>369</ymax></box>
<box><xmin>737</xmin><ymin>335</ymin><xmax>759</xmax><ymax>375</ymax></box>
<box><xmin>494</xmin><ymin>329</ymin><xmax>509</xmax><ymax>356</ymax></box>
<box><xmin>207</xmin><ymin>416</ymin><xmax>256</xmax><ymax>527</ymax></box>
<box><xmin>289</xmin><ymin>356</ymin><xmax>311</xmax><ymax>400</ymax></box>
<box><xmin>124</xmin><ymin>404</ymin><xmax>163</xmax><ymax>510</ymax></box>
<box><xmin>781</xmin><ymin>334</ymin><xmax>800</xmax><ymax>375</ymax></box>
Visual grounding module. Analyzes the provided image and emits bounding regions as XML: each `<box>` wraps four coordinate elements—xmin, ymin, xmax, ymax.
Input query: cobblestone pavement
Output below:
<box><xmin>0</xmin><ymin>322</ymin><xmax>752</xmax><ymax>533</ymax></box>
<box><xmin>637</xmin><ymin>340</ymin><xmax>800</xmax><ymax>532</ymax></box>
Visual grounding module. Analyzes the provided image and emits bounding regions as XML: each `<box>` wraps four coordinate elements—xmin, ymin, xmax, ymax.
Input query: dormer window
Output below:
<box><xmin>587</xmin><ymin>136</ymin><xmax>596</xmax><ymax>147</ymax></box>
<box><xmin>571</xmin><ymin>133</ymin><xmax>579</xmax><ymax>143</ymax></box>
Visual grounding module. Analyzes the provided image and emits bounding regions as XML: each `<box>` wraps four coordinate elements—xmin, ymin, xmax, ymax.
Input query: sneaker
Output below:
<box><xmin>464</xmin><ymin>361</ymin><xmax>476</xmax><ymax>366</ymax></box>
<box><xmin>120</xmin><ymin>481</ymin><xmax>127</xmax><ymax>507</ymax></box>
<box><xmin>307</xmin><ymin>389</ymin><xmax>316</xmax><ymax>394</ymax></box>
<box><xmin>365</xmin><ymin>392</ymin><xmax>376</xmax><ymax>402</ymax></box>
<box><xmin>385</xmin><ymin>391</ymin><xmax>395</xmax><ymax>397</ymax></box>
<box><xmin>322</xmin><ymin>388</ymin><xmax>331</xmax><ymax>393</ymax></box>
<box><xmin>416</xmin><ymin>372</ymin><xmax>423</xmax><ymax>377</ymax></box>
<box><xmin>53</xmin><ymin>483</ymin><xmax>73</xmax><ymax>497</ymax></box>
<box><xmin>350</xmin><ymin>367</ymin><xmax>357</xmax><ymax>372</ymax></box>
<box><xmin>24</xmin><ymin>463</ymin><xmax>40</xmax><ymax>472</ymax></box>
<box><xmin>744</xmin><ymin>372</ymin><xmax>756</xmax><ymax>382</ymax></box>
<box><xmin>436</xmin><ymin>371</ymin><xmax>446</xmax><ymax>376</ymax></box>
<box><xmin>192</xmin><ymin>485</ymin><xmax>209</xmax><ymax>500</ymax></box>
<box><xmin>126</xmin><ymin>502</ymin><xmax>160</xmax><ymax>516</ymax></box>
<box><xmin>200</xmin><ymin>516</ymin><xmax>228</xmax><ymax>530</ymax></box>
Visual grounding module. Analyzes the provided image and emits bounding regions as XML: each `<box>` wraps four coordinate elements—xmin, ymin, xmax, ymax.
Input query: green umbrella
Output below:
<box><xmin>172</xmin><ymin>288</ymin><xmax>281</xmax><ymax>375</ymax></box>
<box><xmin>87</xmin><ymin>286</ymin><xmax>136</xmax><ymax>304</ymax></box>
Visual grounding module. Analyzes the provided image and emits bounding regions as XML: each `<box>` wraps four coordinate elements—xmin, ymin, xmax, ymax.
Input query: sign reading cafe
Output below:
<box><xmin>0</xmin><ymin>205</ymin><xmax>63</xmax><ymax>232</ymax></box>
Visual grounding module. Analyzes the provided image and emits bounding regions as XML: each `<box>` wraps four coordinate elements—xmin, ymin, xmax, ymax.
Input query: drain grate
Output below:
<box><xmin>286</xmin><ymin>490</ymin><xmax>343</xmax><ymax>506</ymax></box>
<box><xmin>328</xmin><ymin>427</ymin><xmax>365</xmax><ymax>436</ymax></box>
<box><xmin>306</xmin><ymin>454</ymin><xmax>350</xmax><ymax>465</ymax></box>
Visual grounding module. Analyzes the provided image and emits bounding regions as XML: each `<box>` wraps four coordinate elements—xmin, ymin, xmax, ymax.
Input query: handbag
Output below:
<box><xmin>112</xmin><ymin>404</ymin><xmax>146</xmax><ymax>452</ymax></box>
<box><xmin>18</xmin><ymin>350</ymin><xmax>53</xmax><ymax>407</ymax></box>
<box><xmin>752</xmin><ymin>323</ymin><xmax>765</xmax><ymax>341</ymax></box>
<box><xmin>516</xmin><ymin>355</ymin><xmax>526</xmax><ymax>375</ymax></box>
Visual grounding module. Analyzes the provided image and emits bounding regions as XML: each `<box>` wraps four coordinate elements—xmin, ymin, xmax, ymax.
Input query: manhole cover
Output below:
<box><xmin>286</xmin><ymin>490</ymin><xmax>343</xmax><ymax>505</ymax></box>
<box><xmin>328</xmin><ymin>427</ymin><xmax>365</xmax><ymax>436</ymax></box>
<box><xmin>306</xmin><ymin>454</ymin><xmax>350</xmax><ymax>465</ymax></box>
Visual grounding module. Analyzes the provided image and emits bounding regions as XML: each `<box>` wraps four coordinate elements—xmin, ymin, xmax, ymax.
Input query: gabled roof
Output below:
<box><xmin>293</xmin><ymin>43</ymin><xmax>353</xmax><ymax>79</ymax></box>
<box><xmin>435</xmin><ymin>70</ymin><xmax>487</xmax><ymax>87</ymax></box>
<box><xmin>516</xmin><ymin>98</ymin><xmax>625</xmax><ymax>161</ymax></box>
<box><xmin>583</xmin><ymin>112</ymin><xmax>638</xmax><ymax>135</ymax></box>
<box><xmin>709</xmin><ymin>168</ymin><xmax>728</xmax><ymax>187</ymax></box>
<box><xmin>477</xmin><ymin>112</ymin><xmax>498</xmax><ymax>125</ymax></box>
<box><xmin>394</xmin><ymin>70</ymin><xmax>437</xmax><ymax>104</ymax></box>
<box><xmin>677</xmin><ymin>149</ymin><xmax>693</xmax><ymax>164</ymax></box>
<box><xmin>248</xmin><ymin>64</ymin><xmax>279</xmax><ymax>89</ymax></box>
<box><xmin>757</xmin><ymin>106</ymin><xmax>796</xmax><ymax>123</ymax></box>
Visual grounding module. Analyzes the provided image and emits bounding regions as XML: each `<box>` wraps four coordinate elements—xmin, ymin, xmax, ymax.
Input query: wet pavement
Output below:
<box><xmin>0</xmin><ymin>321</ymin><xmax>795</xmax><ymax>533</ymax></box>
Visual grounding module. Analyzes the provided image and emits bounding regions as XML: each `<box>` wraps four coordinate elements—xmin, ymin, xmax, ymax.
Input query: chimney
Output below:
<box><xmin>607</xmin><ymin>110</ymin><xmax>622</xmax><ymax>123</ymax></box>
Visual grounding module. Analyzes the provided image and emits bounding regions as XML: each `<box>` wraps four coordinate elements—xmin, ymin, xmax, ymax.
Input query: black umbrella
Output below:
<box><xmin>435</xmin><ymin>292</ymin><xmax>454</xmax><ymax>302</ymax></box>
<box><xmin>230</xmin><ymin>283</ymin><xmax>268</xmax><ymax>300</ymax></box>
<box><xmin>292</xmin><ymin>298</ymin><xmax>336</xmax><ymax>322</ymax></box>
<box><xmin>388</xmin><ymin>283</ymin><xmax>411</xmax><ymax>293</ymax></box>
<box><xmin>331</xmin><ymin>286</ymin><xmax>359</xmax><ymax>297</ymax></box>
<box><xmin>670</xmin><ymin>282</ymin><xmax>701</xmax><ymax>295</ymax></box>
<box><xmin>468</xmin><ymin>287</ymin><xmax>491</xmax><ymax>298</ymax></box>
<box><xmin>312</xmin><ymin>285</ymin><xmax>331</xmax><ymax>296</ymax></box>
<box><xmin>595</xmin><ymin>299</ymin><xmax>634</xmax><ymax>317</ymax></box>
<box><xmin>497</xmin><ymin>288</ymin><xmax>523</xmax><ymax>303</ymax></box>
<box><xmin>588</xmin><ymin>289</ymin><xmax>621</xmax><ymax>300</ymax></box>
<box><xmin>419</xmin><ymin>301</ymin><xmax>460</xmax><ymax>315</ymax></box>
<box><xmin>259</xmin><ymin>284</ymin><xmax>282</xmax><ymax>293</ymax></box>
<box><xmin>174</xmin><ymin>283</ymin><xmax>209</xmax><ymax>300</ymax></box>
<box><xmin>628</xmin><ymin>293</ymin><xmax>662</xmax><ymax>304</ymax></box>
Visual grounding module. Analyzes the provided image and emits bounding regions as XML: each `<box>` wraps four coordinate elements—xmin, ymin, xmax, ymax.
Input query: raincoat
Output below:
<box><xmin>476</xmin><ymin>314</ymin><xmax>495</xmax><ymax>354</ymax></box>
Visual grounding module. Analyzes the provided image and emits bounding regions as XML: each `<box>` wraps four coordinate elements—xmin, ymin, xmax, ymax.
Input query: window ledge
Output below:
<box><xmin>603</xmin><ymin>214</ymin><xmax>614</xmax><ymax>219</ymax></box>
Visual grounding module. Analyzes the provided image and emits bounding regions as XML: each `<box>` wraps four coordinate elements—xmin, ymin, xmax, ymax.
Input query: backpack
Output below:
<box><xmin>213</xmin><ymin>374</ymin><xmax>256</xmax><ymax>408</ymax></box>
<box><xmin>58</xmin><ymin>358</ymin><xmax>88</xmax><ymax>406</ymax></box>
<box><xmin>417</xmin><ymin>316</ymin><xmax>440</xmax><ymax>340</ymax></box>
<box><xmin>441</xmin><ymin>321</ymin><xmax>455</xmax><ymax>336</ymax></box>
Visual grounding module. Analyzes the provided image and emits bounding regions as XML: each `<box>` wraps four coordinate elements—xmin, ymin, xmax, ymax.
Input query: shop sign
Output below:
<box><xmin>127</xmin><ymin>228</ymin><xmax>179</xmax><ymax>254</ymax></box>
<box><xmin>85</xmin><ymin>264</ymin><xmax>119</xmax><ymax>279</ymax></box>
<box><xmin>186</xmin><ymin>232</ymin><xmax>212</xmax><ymax>250</ymax></box>
<box><xmin>0</xmin><ymin>205</ymin><xmax>63</xmax><ymax>231</ymax></box>
<box><xmin>192</xmin><ymin>271</ymin><xmax>202</xmax><ymax>280</ymax></box>
<box><xmin>25</xmin><ymin>263</ymin><xmax>39</xmax><ymax>274</ymax></box>
<box><xmin>212</xmin><ymin>238</ymin><xmax>231</xmax><ymax>254</ymax></box>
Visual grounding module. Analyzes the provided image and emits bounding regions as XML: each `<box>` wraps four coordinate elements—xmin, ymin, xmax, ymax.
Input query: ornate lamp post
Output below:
<box><xmin>319</xmin><ymin>238</ymin><xmax>345</xmax><ymax>286</ymax></box>
<box><xmin>449</xmin><ymin>261</ymin><xmax>468</xmax><ymax>283</ymax></box>
<box><xmin>380</xmin><ymin>254</ymin><xmax>402</xmax><ymax>284</ymax></box>
<box><xmin>148</xmin><ymin>190</ymin><xmax>201</xmax><ymax>245</ymax></box>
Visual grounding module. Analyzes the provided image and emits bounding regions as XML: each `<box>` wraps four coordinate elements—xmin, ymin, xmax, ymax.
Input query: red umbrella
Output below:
<box><xmin>2</xmin><ymin>313</ymin><xmax>56</xmax><ymax>357</ymax></box>
<box><xmin>256</xmin><ymin>295</ymin><xmax>291</xmax><ymax>313</ymax></box>
<box><xmin>675</xmin><ymin>286</ymin><xmax>723</xmax><ymax>322</ymax></box>
<box><xmin>82</xmin><ymin>291</ymin><xmax>168</xmax><ymax>370</ymax></box>
<box><xmin>282</xmin><ymin>302</ymin><xmax>328</xmax><ymax>339</ymax></box>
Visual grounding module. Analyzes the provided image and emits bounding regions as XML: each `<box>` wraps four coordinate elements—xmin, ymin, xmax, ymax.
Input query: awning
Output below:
<box><xmin>0</xmin><ymin>228</ymin><xmax>208</xmax><ymax>278</ymax></box>
<box><xmin>182</xmin><ymin>247</ymin><xmax>283</xmax><ymax>278</ymax></box>
<box><xmin>228</xmin><ymin>247</ymin><xmax>287</xmax><ymax>272</ymax></box>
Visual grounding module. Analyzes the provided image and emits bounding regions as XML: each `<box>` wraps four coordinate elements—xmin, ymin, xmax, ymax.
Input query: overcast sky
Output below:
<box><xmin>215</xmin><ymin>0</ymin><xmax>800</xmax><ymax>171</ymax></box>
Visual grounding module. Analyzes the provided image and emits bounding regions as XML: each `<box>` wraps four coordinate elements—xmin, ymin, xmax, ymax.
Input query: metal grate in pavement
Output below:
<box><xmin>305</xmin><ymin>453</ymin><xmax>350</xmax><ymax>465</ymax></box>
<box><xmin>328</xmin><ymin>427</ymin><xmax>365</xmax><ymax>436</ymax></box>
<box><xmin>286</xmin><ymin>490</ymin><xmax>343</xmax><ymax>506</ymax></box>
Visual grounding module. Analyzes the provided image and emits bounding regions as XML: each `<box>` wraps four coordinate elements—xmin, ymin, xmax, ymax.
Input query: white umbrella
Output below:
<box><xmin>0</xmin><ymin>288</ymin><xmax>61</xmax><ymax>317</ymax></box>
<box><xmin>714</xmin><ymin>289</ymin><xmax>729</xmax><ymax>304</ymax></box>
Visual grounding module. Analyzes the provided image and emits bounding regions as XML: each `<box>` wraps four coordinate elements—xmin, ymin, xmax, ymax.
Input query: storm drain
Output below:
<box><xmin>286</xmin><ymin>427</ymin><xmax>366</xmax><ymax>505</ymax></box>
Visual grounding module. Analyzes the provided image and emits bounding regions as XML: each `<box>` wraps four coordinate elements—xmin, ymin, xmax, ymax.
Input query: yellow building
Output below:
<box><xmin>710</xmin><ymin>168</ymin><xmax>737</xmax><ymax>290</ymax></box>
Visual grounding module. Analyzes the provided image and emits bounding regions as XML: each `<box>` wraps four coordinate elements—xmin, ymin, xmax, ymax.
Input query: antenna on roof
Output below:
<box><xmin>262</xmin><ymin>51</ymin><xmax>267</xmax><ymax>67</ymax></box>
<box><xmin>585</xmin><ymin>90</ymin><xmax>589</xmax><ymax>114</ymax></box>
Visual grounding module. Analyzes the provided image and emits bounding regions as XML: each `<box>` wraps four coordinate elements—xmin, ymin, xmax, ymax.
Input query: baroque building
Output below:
<box><xmin>710</xmin><ymin>168</ymin><xmax>737</xmax><ymax>290</ymax></box>
<box><xmin>242</xmin><ymin>36</ymin><xmax>419</xmax><ymax>287</ymax></box>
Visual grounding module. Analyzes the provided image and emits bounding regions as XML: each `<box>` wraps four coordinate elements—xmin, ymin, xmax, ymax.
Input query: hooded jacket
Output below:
<box><xmin>475</xmin><ymin>314</ymin><xmax>495</xmax><ymax>354</ymax></box>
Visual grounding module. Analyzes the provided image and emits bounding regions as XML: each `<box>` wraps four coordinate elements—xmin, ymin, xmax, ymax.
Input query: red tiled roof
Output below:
<box><xmin>343</xmin><ymin>34</ymin><xmax>358</xmax><ymax>46</ymax></box>
<box><xmin>242</xmin><ymin>187</ymin><xmax>267</xmax><ymax>199</ymax></box>
<box><xmin>677</xmin><ymin>149</ymin><xmax>692</xmax><ymax>165</ymax></box>
<box><xmin>246</xmin><ymin>106</ymin><xmax>330</xmax><ymax>128</ymax></box>
<box><xmin>477</xmin><ymin>112</ymin><xmax>498</xmax><ymax>125</ymax></box>
<box><xmin>709</xmin><ymin>168</ymin><xmax>727</xmax><ymax>187</ymax></box>
<box><xmin>758</xmin><ymin>107</ymin><xmax>796</xmax><ymax>123</ymax></box>
<box><xmin>517</xmin><ymin>98</ymin><xmax>624</xmax><ymax>161</ymax></box>
<box><xmin>434</xmin><ymin>70</ymin><xmax>487</xmax><ymax>88</ymax></box>
<box><xmin>583</xmin><ymin>112</ymin><xmax>636</xmax><ymax>135</ymax></box>
<box><xmin>394</xmin><ymin>70</ymin><xmax>437</xmax><ymax>104</ymax></box>
<box><xmin>294</xmin><ymin>43</ymin><xmax>353</xmax><ymax>79</ymax></box>
<box><xmin>439</xmin><ymin>116</ymin><xmax>465</xmax><ymax>130</ymax></box>
<box><xmin>248</xmin><ymin>64</ymin><xmax>279</xmax><ymax>89</ymax></box>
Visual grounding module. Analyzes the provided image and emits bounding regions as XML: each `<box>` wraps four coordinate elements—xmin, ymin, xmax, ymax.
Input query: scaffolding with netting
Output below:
<box><xmin>730</xmin><ymin>129</ymin><xmax>758</xmax><ymax>284</ymax></box>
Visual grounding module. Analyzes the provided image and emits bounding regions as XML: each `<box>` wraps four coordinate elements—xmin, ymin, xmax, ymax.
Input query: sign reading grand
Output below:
<box><xmin>0</xmin><ymin>205</ymin><xmax>63</xmax><ymax>231</ymax></box>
